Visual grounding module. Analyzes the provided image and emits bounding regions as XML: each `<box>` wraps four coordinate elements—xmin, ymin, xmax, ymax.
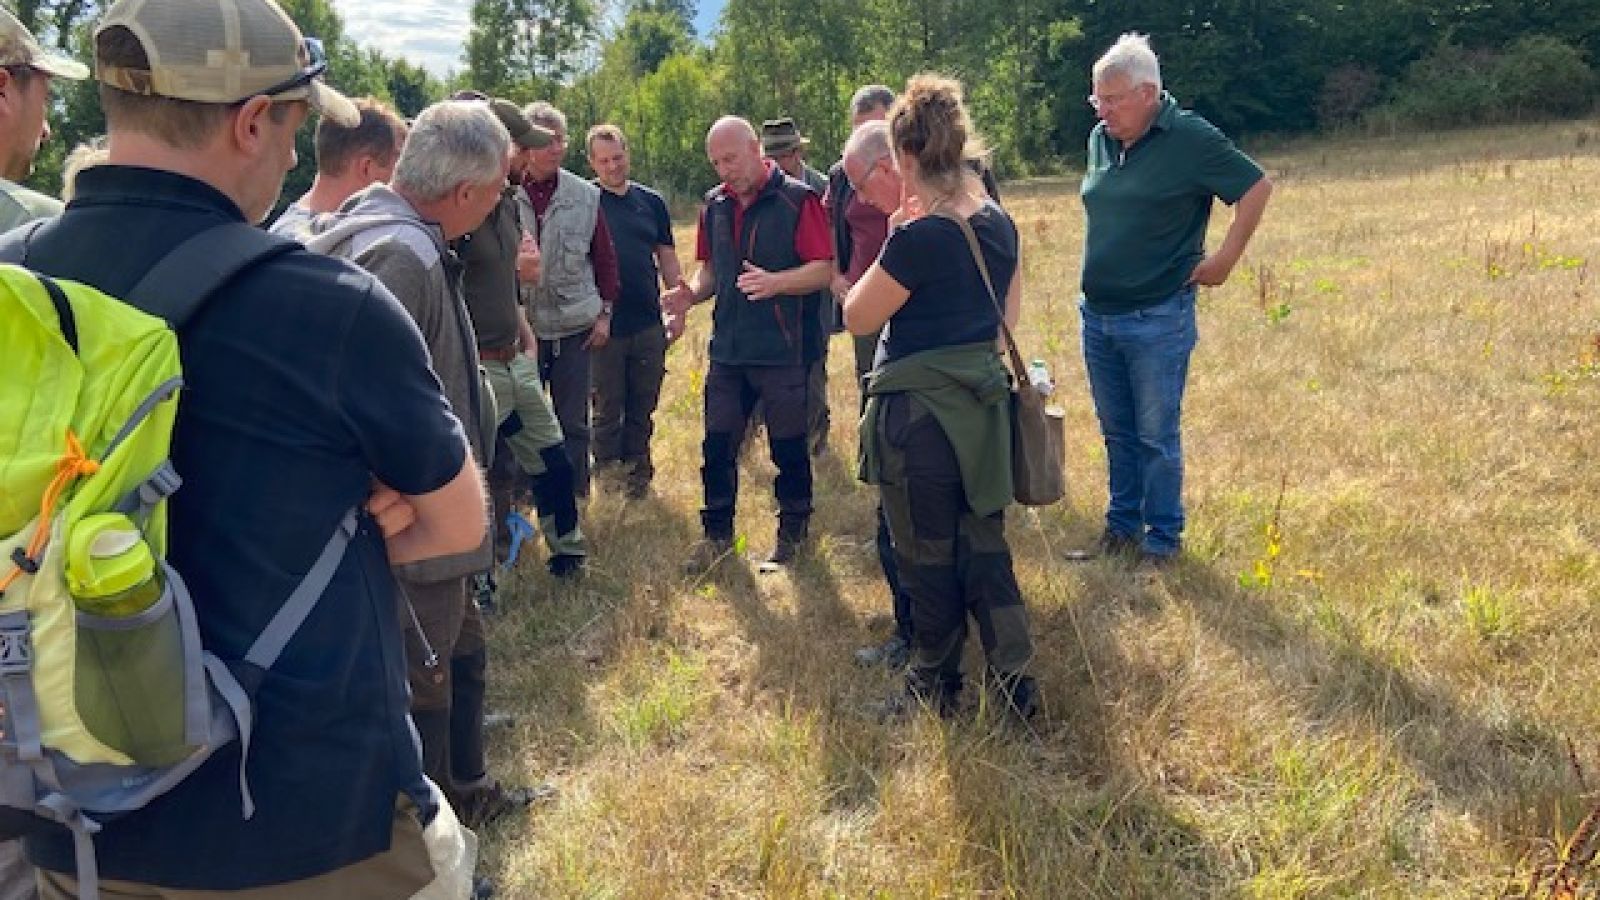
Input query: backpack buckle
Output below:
<box><xmin>0</xmin><ymin>619</ymin><xmax>32</xmax><ymax>676</ymax></box>
<box><xmin>8</xmin><ymin>547</ymin><xmax>38</xmax><ymax>575</ymax></box>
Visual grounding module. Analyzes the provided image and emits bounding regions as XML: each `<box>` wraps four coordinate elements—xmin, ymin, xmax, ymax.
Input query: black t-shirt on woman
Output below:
<box><xmin>874</xmin><ymin>199</ymin><xmax>1019</xmax><ymax>366</ymax></box>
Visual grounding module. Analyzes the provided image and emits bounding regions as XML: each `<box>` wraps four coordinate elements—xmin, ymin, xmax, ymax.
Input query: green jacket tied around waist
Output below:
<box><xmin>858</xmin><ymin>341</ymin><xmax>1013</xmax><ymax>517</ymax></box>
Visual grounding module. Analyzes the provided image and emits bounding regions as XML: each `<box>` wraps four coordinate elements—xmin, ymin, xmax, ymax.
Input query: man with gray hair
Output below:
<box><xmin>305</xmin><ymin>100</ymin><xmax>535</xmax><ymax>836</ymax></box>
<box><xmin>519</xmin><ymin>101</ymin><xmax>622</xmax><ymax>499</ymax></box>
<box><xmin>1072</xmin><ymin>32</ymin><xmax>1273</xmax><ymax>569</ymax></box>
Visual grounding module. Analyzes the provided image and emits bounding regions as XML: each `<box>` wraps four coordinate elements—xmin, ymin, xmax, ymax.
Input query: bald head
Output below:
<box><xmin>705</xmin><ymin>115</ymin><xmax>766</xmax><ymax>200</ymax></box>
<box><xmin>706</xmin><ymin>115</ymin><xmax>757</xmax><ymax>146</ymax></box>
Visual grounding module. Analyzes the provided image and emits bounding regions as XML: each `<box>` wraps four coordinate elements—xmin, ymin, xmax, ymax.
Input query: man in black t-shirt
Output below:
<box><xmin>5</xmin><ymin>0</ymin><xmax>487</xmax><ymax>895</ymax></box>
<box><xmin>586</xmin><ymin>123</ymin><xmax>682</xmax><ymax>498</ymax></box>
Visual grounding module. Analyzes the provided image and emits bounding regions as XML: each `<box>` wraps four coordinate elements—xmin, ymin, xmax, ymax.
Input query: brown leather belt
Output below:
<box><xmin>479</xmin><ymin>345</ymin><xmax>518</xmax><ymax>362</ymax></box>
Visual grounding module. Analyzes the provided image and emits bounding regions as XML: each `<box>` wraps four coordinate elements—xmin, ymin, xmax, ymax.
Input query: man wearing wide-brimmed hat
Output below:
<box><xmin>761</xmin><ymin>116</ymin><xmax>826</xmax><ymax>193</ymax></box>
<box><xmin>761</xmin><ymin>116</ymin><xmax>834</xmax><ymax>457</ymax></box>
<box><xmin>2</xmin><ymin>0</ymin><xmax>488</xmax><ymax>896</ymax></box>
<box><xmin>0</xmin><ymin>6</ymin><xmax>88</xmax><ymax>233</ymax></box>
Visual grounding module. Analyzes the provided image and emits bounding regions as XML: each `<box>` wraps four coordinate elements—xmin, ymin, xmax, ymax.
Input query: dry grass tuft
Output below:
<box><xmin>476</xmin><ymin>118</ymin><xmax>1600</xmax><ymax>897</ymax></box>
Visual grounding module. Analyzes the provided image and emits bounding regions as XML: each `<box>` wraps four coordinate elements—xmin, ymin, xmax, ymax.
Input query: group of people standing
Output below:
<box><xmin>0</xmin><ymin>0</ymin><xmax>1272</xmax><ymax>891</ymax></box>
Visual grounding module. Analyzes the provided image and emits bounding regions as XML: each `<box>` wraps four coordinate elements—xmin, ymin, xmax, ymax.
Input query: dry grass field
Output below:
<box><xmin>477</xmin><ymin>117</ymin><xmax>1600</xmax><ymax>898</ymax></box>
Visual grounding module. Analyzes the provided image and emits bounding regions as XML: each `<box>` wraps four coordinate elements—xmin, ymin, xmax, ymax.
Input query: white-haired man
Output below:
<box><xmin>1074</xmin><ymin>33</ymin><xmax>1273</xmax><ymax>568</ymax></box>
<box><xmin>305</xmin><ymin>101</ymin><xmax>535</xmax><ymax>843</ymax></box>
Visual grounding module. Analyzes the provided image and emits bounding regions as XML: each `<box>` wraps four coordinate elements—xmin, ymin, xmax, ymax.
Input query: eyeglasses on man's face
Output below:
<box><xmin>1087</xmin><ymin>83</ymin><xmax>1146</xmax><ymax>112</ymax></box>
<box><xmin>847</xmin><ymin>155</ymin><xmax>887</xmax><ymax>194</ymax></box>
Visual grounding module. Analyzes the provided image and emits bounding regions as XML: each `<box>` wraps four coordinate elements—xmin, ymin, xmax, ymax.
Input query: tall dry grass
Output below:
<box><xmin>478</xmin><ymin>117</ymin><xmax>1600</xmax><ymax>898</ymax></box>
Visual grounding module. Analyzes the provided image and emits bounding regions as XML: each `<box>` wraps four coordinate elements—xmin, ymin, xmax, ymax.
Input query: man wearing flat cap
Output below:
<box><xmin>762</xmin><ymin>116</ymin><xmax>833</xmax><ymax>457</ymax></box>
<box><xmin>2</xmin><ymin>0</ymin><xmax>488</xmax><ymax>896</ymax></box>
<box><xmin>0</xmin><ymin>7</ymin><xmax>88</xmax><ymax>233</ymax></box>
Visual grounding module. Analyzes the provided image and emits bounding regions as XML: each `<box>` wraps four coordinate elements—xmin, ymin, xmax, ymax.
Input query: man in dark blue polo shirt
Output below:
<box><xmin>3</xmin><ymin>0</ymin><xmax>487</xmax><ymax>895</ymax></box>
<box><xmin>1076</xmin><ymin>33</ymin><xmax>1273</xmax><ymax>569</ymax></box>
<box><xmin>586</xmin><ymin>123</ymin><xmax>682</xmax><ymax>499</ymax></box>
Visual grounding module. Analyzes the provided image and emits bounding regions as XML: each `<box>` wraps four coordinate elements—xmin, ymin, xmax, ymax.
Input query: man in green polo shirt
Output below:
<box><xmin>0</xmin><ymin>7</ymin><xmax>88</xmax><ymax>234</ymax></box>
<box><xmin>1075</xmin><ymin>32</ymin><xmax>1273</xmax><ymax>567</ymax></box>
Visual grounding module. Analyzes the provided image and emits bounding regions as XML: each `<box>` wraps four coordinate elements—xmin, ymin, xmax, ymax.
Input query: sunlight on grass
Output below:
<box><xmin>478</xmin><ymin>116</ymin><xmax>1600</xmax><ymax>897</ymax></box>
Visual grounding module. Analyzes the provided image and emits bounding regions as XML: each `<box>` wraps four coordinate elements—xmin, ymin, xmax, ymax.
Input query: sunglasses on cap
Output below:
<box><xmin>257</xmin><ymin>36</ymin><xmax>327</xmax><ymax>99</ymax></box>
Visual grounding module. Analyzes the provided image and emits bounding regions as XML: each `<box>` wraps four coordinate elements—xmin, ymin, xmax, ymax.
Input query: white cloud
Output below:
<box><xmin>334</xmin><ymin>0</ymin><xmax>469</xmax><ymax>77</ymax></box>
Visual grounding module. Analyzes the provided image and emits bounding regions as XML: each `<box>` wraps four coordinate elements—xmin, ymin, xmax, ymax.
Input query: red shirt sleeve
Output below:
<box><xmin>695</xmin><ymin>206</ymin><xmax>711</xmax><ymax>262</ymax></box>
<box><xmin>590</xmin><ymin>206</ymin><xmax>621</xmax><ymax>304</ymax></box>
<box><xmin>793</xmin><ymin>194</ymin><xmax>833</xmax><ymax>263</ymax></box>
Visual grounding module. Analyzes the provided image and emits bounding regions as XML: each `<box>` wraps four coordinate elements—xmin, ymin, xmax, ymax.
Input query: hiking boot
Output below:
<box><xmin>451</xmin><ymin>780</ymin><xmax>545</xmax><ymax>829</ymax></box>
<box><xmin>1062</xmin><ymin>530</ymin><xmax>1140</xmax><ymax>562</ymax></box>
<box><xmin>683</xmin><ymin>537</ymin><xmax>735</xmax><ymax>574</ymax></box>
<box><xmin>471</xmin><ymin>572</ymin><xmax>497</xmax><ymax>616</ymax></box>
<box><xmin>868</xmin><ymin>676</ymin><xmax>960</xmax><ymax>722</ymax></box>
<box><xmin>991</xmin><ymin>672</ymin><xmax>1039</xmax><ymax>721</ymax></box>
<box><xmin>759</xmin><ymin>535</ymin><xmax>806</xmax><ymax>571</ymax></box>
<box><xmin>547</xmin><ymin>553</ymin><xmax>585</xmax><ymax>579</ymax></box>
<box><xmin>482</xmin><ymin>711</ymin><xmax>516</xmax><ymax>731</ymax></box>
<box><xmin>853</xmin><ymin>634</ymin><xmax>910</xmax><ymax>669</ymax></box>
<box><xmin>1135</xmin><ymin>549</ymin><xmax>1178</xmax><ymax>574</ymax></box>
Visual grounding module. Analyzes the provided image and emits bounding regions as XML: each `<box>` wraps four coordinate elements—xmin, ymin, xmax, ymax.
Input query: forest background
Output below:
<box><xmin>6</xmin><ymin>0</ymin><xmax>1600</xmax><ymax>207</ymax></box>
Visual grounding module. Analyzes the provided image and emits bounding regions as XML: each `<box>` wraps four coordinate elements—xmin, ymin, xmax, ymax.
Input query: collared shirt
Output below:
<box><xmin>524</xmin><ymin>172</ymin><xmax>622</xmax><ymax>305</ymax></box>
<box><xmin>841</xmin><ymin>192</ymin><xmax>889</xmax><ymax>285</ymax></box>
<box><xmin>0</xmin><ymin>176</ymin><xmax>62</xmax><ymax>232</ymax></box>
<box><xmin>456</xmin><ymin>186</ymin><xmax>525</xmax><ymax>351</ymax></box>
<box><xmin>694</xmin><ymin>160</ymin><xmax>833</xmax><ymax>264</ymax></box>
<box><xmin>1080</xmin><ymin>92</ymin><xmax>1265</xmax><ymax>314</ymax></box>
<box><xmin>12</xmin><ymin>165</ymin><xmax>464</xmax><ymax>890</ymax></box>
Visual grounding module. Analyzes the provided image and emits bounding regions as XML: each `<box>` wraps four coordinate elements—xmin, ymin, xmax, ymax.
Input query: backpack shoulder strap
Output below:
<box><xmin>0</xmin><ymin>219</ymin><xmax>49</xmax><ymax>266</ymax></box>
<box><xmin>126</xmin><ymin>223</ymin><xmax>298</xmax><ymax>328</ymax></box>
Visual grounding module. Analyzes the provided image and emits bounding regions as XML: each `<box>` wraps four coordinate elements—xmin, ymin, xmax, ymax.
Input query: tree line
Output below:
<box><xmin>10</xmin><ymin>0</ymin><xmax>1600</xmax><ymax>206</ymax></box>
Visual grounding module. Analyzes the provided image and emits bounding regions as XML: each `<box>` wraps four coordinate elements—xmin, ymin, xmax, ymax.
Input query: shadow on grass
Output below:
<box><xmin>1155</xmin><ymin>557</ymin><xmax>1567</xmax><ymax>836</ymax></box>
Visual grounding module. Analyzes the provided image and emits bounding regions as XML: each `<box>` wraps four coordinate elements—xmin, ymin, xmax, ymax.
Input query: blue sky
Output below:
<box><xmin>333</xmin><ymin>0</ymin><xmax>724</xmax><ymax>79</ymax></box>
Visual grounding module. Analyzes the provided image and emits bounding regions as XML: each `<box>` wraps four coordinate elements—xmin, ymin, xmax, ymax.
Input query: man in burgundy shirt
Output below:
<box><xmin>825</xmin><ymin>85</ymin><xmax>911</xmax><ymax>669</ymax></box>
<box><xmin>517</xmin><ymin>101</ymin><xmax>621</xmax><ymax>498</ymax></box>
<box><xmin>663</xmin><ymin>116</ymin><xmax>833</xmax><ymax>571</ymax></box>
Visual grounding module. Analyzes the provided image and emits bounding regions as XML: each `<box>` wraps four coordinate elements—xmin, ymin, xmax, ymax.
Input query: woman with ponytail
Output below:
<box><xmin>844</xmin><ymin>74</ymin><xmax>1037</xmax><ymax>720</ymax></box>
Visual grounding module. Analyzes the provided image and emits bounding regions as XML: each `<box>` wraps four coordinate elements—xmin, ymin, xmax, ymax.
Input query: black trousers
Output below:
<box><xmin>536</xmin><ymin>329</ymin><xmax>593</xmax><ymax>497</ymax></box>
<box><xmin>874</xmin><ymin>393</ymin><xmax>1033</xmax><ymax>697</ymax></box>
<box><xmin>700</xmin><ymin>361</ymin><xmax>813</xmax><ymax>540</ymax></box>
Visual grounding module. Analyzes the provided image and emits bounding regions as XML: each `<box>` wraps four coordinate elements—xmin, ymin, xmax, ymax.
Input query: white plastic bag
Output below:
<box><xmin>410</xmin><ymin>780</ymin><xmax>478</xmax><ymax>900</ymax></box>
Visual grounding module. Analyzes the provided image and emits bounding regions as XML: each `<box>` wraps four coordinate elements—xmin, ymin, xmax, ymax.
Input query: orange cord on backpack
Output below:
<box><xmin>0</xmin><ymin>430</ymin><xmax>99</xmax><ymax>593</ymax></box>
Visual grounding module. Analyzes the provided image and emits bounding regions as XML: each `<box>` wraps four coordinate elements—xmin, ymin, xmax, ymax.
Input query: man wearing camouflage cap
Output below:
<box><xmin>2</xmin><ymin>0</ymin><xmax>488</xmax><ymax>896</ymax></box>
<box><xmin>0</xmin><ymin>17</ymin><xmax>91</xmax><ymax>900</ymax></box>
<box><xmin>0</xmin><ymin>6</ymin><xmax>88</xmax><ymax>232</ymax></box>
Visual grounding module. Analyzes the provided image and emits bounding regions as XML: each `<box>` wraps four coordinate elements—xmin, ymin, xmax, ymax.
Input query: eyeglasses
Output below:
<box><xmin>256</xmin><ymin>36</ymin><xmax>327</xmax><ymax>100</ymax></box>
<box><xmin>847</xmin><ymin>155</ymin><xmax>888</xmax><ymax>193</ymax></box>
<box><xmin>1087</xmin><ymin>85</ymin><xmax>1143</xmax><ymax>112</ymax></box>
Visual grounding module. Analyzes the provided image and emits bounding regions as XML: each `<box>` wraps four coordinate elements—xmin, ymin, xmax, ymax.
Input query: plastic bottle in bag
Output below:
<box><xmin>1027</xmin><ymin>359</ymin><xmax>1055</xmax><ymax>396</ymax></box>
<box><xmin>66</xmin><ymin>513</ymin><xmax>190</xmax><ymax>766</ymax></box>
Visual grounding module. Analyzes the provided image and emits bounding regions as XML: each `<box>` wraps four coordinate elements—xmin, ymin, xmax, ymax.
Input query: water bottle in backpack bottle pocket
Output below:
<box><xmin>65</xmin><ymin>513</ymin><xmax>189</xmax><ymax>767</ymax></box>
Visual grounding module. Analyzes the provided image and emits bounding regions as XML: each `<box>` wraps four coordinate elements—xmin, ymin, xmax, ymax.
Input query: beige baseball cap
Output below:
<box><xmin>93</xmin><ymin>0</ymin><xmax>358</xmax><ymax>127</ymax></box>
<box><xmin>0</xmin><ymin>7</ymin><xmax>91</xmax><ymax>80</ymax></box>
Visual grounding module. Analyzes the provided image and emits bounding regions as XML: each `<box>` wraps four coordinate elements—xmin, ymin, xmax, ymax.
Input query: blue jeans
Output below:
<box><xmin>1079</xmin><ymin>288</ymin><xmax>1198</xmax><ymax>556</ymax></box>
